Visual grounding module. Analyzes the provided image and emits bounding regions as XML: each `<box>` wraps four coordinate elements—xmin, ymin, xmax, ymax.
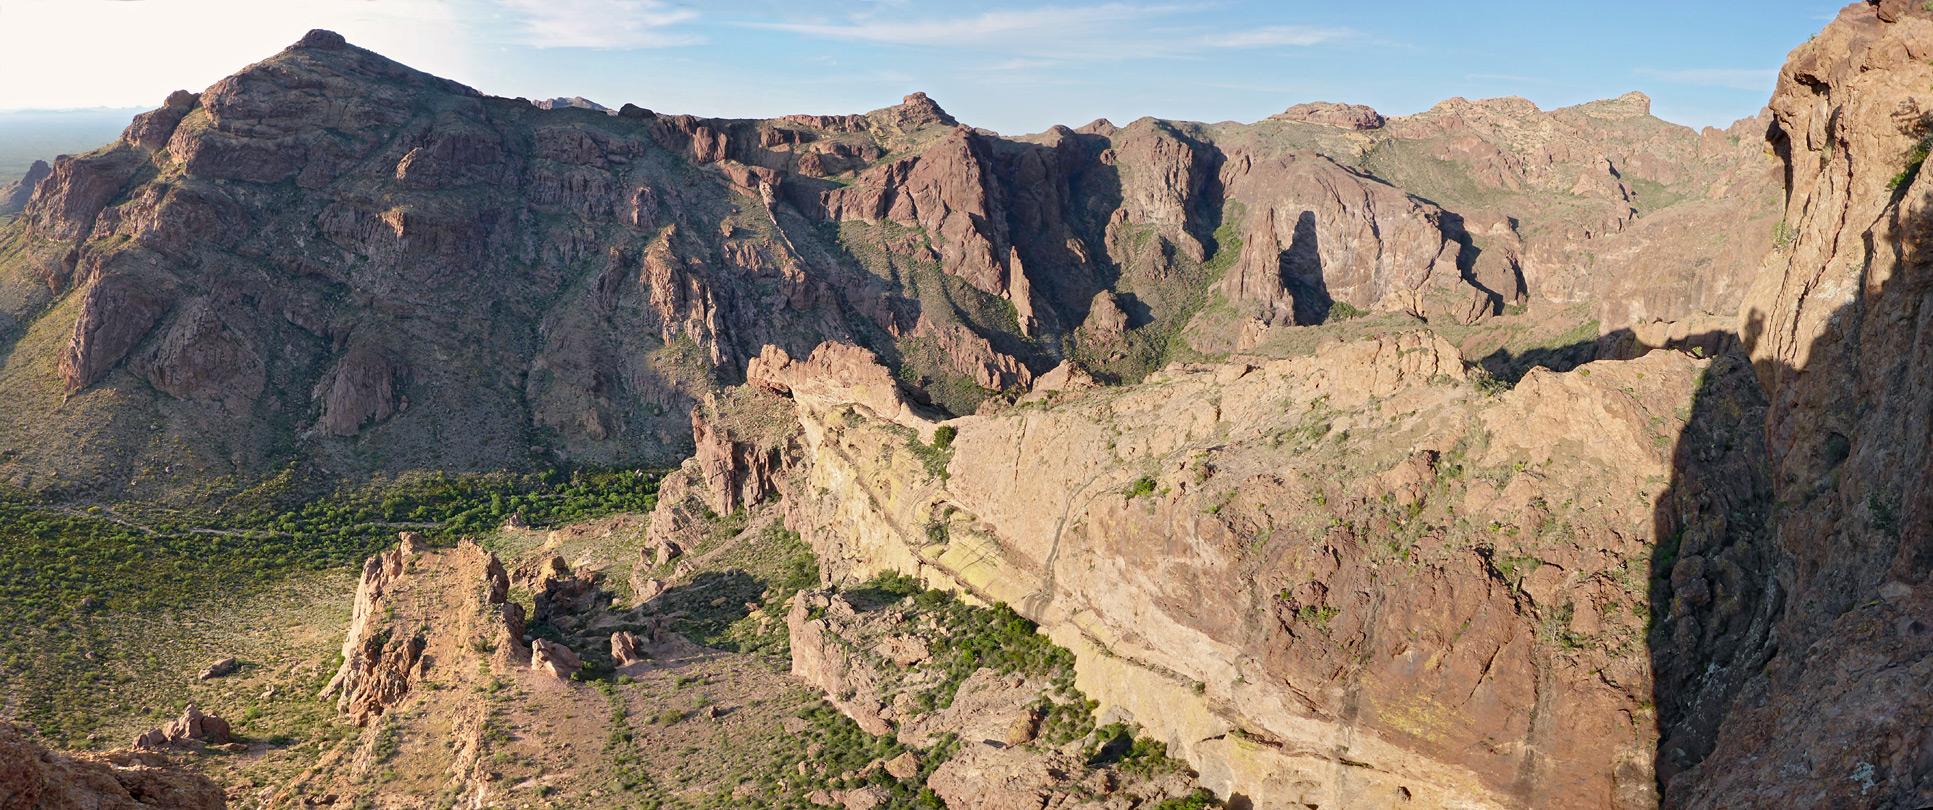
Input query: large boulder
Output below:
<box><xmin>530</xmin><ymin>639</ymin><xmax>581</xmax><ymax>680</ymax></box>
<box><xmin>132</xmin><ymin>706</ymin><xmax>233</xmax><ymax>749</ymax></box>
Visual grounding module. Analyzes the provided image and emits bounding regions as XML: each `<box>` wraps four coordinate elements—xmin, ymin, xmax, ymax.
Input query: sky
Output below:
<box><xmin>0</xmin><ymin>0</ymin><xmax>1851</xmax><ymax>136</ymax></box>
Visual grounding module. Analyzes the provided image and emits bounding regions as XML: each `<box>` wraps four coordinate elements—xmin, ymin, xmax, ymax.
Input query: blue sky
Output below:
<box><xmin>0</xmin><ymin>0</ymin><xmax>1849</xmax><ymax>134</ymax></box>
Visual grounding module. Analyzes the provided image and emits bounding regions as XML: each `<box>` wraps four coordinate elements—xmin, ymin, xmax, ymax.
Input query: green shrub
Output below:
<box><xmin>1327</xmin><ymin>300</ymin><xmax>1368</xmax><ymax>322</ymax></box>
<box><xmin>1125</xmin><ymin>477</ymin><xmax>1158</xmax><ymax>499</ymax></box>
<box><xmin>930</xmin><ymin>426</ymin><xmax>958</xmax><ymax>451</ymax></box>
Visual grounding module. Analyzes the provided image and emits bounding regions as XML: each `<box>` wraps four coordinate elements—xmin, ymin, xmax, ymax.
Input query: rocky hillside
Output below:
<box><xmin>0</xmin><ymin>29</ymin><xmax>1775</xmax><ymax>504</ymax></box>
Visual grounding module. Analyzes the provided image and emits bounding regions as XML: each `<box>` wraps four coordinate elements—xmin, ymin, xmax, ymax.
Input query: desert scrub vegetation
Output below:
<box><xmin>900</xmin><ymin>426</ymin><xmax>956</xmax><ymax>481</ymax></box>
<box><xmin>659</xmin><ymin>523</ymin><xmax>821</xmax><ymax>655</ymax></box>
<box><xmin>0</xmin><ymin>466</ymin><xmax>662</xmax><ymax>744</ymax></box>
<box><xmin>0</xmin><ymin>467</ymin><xmax>663</xmax><ymax>624</ymax></box>
<box><xmin>842</xmin><ymin>572</ymin><xmax>1095</xmax><ymax>740</ymax></box>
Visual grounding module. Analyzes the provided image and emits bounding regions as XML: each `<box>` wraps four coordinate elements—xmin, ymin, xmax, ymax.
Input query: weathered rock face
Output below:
<box><xmin>322</xmin><ymin>537</ymin><xmax>515</xmax><ymax>726</ymax></box>
<box><xmin>1370</xmin><ymin>91</ymin><xmax>1780</xmax><ymax>328</ymax></box>
<box><xmin>689</xmin><ymin>388</ymin><xmax>799</xmax><ymax>515</ymax></box>
<box><xmin>1675</xmin><ymin>3</ymin><xmax>1933</xmax><ymax>808</ymax></box>
<box><xmin>776</xmin><ymin>328</ymin><xmax>1768</xmax><ymax>810</ymax></box>
<box><xmin>785</xmin><ymin>585</ymin><xmax>1200</xmax><ymax>810</ymax></box>
<box><xmin>748</xmin><ymin>343</ymin><xmax>930</xmax><ymax>432</ymax></box>
<box><xmin>521</xmin><ymin>555</ymin><xmax>600</xmax><ymax>625</ymax></box>
<box><xmin>0</xmin><ymin>721</ymin><xmax>226</xmax><ymax>810</ymax></box>
<box><xmin>609</xmin><ymin>631</ymin><xmax>644</xmax><ymax>666</ymax></box>
<box><xmin>1217</xmin><ymin>150</ymin><xmax>1474</xmax><ymax>325</ymax></box>
<box><xmin>786</xmin><ymin>591</ymin><xmax>895</xmax><ymax>736</ymax></box>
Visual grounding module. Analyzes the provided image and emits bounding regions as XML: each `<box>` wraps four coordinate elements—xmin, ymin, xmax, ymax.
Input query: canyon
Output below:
<box><xmin>0</xmin><ymin>2</ymin><xmax>1928</xmax><ymax>810</ymax></box>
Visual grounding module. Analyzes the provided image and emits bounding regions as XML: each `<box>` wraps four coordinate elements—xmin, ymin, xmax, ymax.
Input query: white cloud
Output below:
<box><xmin>1635</xmin><ymin>68</ymin><xmax>1778</xmax><ymax>91</ymax></box>
<box><xmin>983</xmin><ymin>58</ymin><xmax>1063</xmax><ymax>71</ymax></box>
<box><xmin>750</xmin><ymin>4</ymin><xmax>1205</xmax><ymax>58</ymax></box>
<box><xmin>493</xmin><ymin>0</ymin><xmax>704</xmax><ymax>49</ymax></box>
<box><xmin>1203</xmin><ymin>25</ymin><xmax>1353</xmax><ymax>49</ymax></box>
<box><xmin>750</xmin><ymin>5</ymin><xmax>1354</xmax><ymax>61</ymax></box>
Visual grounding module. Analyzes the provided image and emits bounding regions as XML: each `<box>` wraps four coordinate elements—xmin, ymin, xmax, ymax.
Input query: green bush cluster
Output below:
<box><xmin>0</xmin><ymin>469</ymin><xmax>661</xmax><ymax>627</ymax></box>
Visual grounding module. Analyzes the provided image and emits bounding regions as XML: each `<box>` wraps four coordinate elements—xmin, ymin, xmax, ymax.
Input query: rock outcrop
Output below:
<box><xmin>609</xmin><ymin>631</ymin><xmax>645</xmax><ymax>666</ymax></box>
<box><xmin>196</xmin><ymin>658</ymin><xmax>239</xmax><ymax>680</ymax></box>
<box><xmin>131</xmin><ymin>706</ymin><xmax>234</xmax><ymax>749</ymax></box>
<box><xmin>1273</xmin><ymin>102</ymin><xmax>1386</xmax><ymax>130</ymax></box>
<box><xmin>748</xmin><ymin>343</ymin><xmax>932</xmax><ymax>433</ymax></box>
<box><xmin>0</xmin><ymin>721</ymin><xmax>226</xmax><ymax>810</ymax></box>
<box><xmin>321</xmin><ymin>536</ymin><xmax>516</xmax><ymax>726</ymax></box>
<box><xmin>786</xmin><ymin>585</ymin><xmax>1200</xmax><ymax>810</ymax></box>
<box><xmin>530</xmin><ymin>639</ymin><xmax>581</xmax><ymax>680</ymax></box>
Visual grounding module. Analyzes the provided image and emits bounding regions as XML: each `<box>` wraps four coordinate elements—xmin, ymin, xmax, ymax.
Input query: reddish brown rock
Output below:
<box><xmin>196</xmin><ymin>658</ymin><xmax>240</xmax><ymax>680</ymax></box>
<box><xmin>820</xmin><ymin>128</ymin><xmax>1012</xmax><ymax>296</ymax></box>
<box><xmin>23</xmin><ymin>144</ymin><xmax>143</xmax><ymax>242</ymax></box>
<box><xmin>122</xmin><ymin>91</ymin><xmax>200</xmax><ymax>152</ymax></box>
<box><xmin>748</xmin><ymin>343</ymin><xmax>929</xmax><ymax>430</ymax></box>
<box><xmin>526</xmin><ymin>556</ymin><xmax>599</xmax><ymax>623</ymax></box>
<box><xmin>1272</xmin><ymin>101</ymin><xmax>1385</xmax><ymax>129</ymax></box>
<box><xmin>137</xmin><ymin>297</ymin><xmax>265</xmax><ymax>415</ymax></box>
<box><xmin>57</xmin><ymin>272</ymin><xmax>174</xmax><ymax>392</ymax></box>
<box><xmin>131</xmin><ymin>706</ymin><xmax>233</xmax><ymax>749</ymax></box>
<box><xmin>610</xmin><ymin>632</ymin><xmax>645</xmax><ymax>666</ymax></box>
<box><xmin>1675</xmin><ymin>4</ymin><xmax>1933</xmax><ymax>808</ymax></box>
<box><xmin>1</xmin><ymin>722</ymin><xmax>225</xmax><ymax>810</ymax></box>
<box><xmin>322</xmin><ymin>538</ymin><xmax>513</xmax><ymax>726</ymax></box>
<box><xmin>1218</xmin><ymin>150</ymin><xmax>1470</xmax><ymax>324</ymax></box>
<box><xmin>691</xmin><ymin>405</ymin><xmax>788</xmax><ymax>514</ymax></box>
<box><xmin>0</xmin><ymin>160</ymin><xmax>50</xmax><ymax>216</ymax></box>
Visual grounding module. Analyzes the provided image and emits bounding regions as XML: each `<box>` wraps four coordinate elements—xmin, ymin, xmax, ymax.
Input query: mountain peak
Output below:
<box><xmin>871</xmin><ymin>91</ymin><xmax>956</xmax><ymax>130</ymax></box>
<box><xmin>294</xmin><ymin>28</ymin><xmax>349</xmax><ymax>51</ymax></box>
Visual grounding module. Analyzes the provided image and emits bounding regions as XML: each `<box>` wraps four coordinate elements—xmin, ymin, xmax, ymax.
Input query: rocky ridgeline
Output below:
<box><xmin>0</xmin><ymin>24</ymin><xmax>1773</xmax><ymax>496</ymax></box>
<box><xmin>319</xmin><ymin>534</ymin><xmax>525</xmax><ymax>726</ymax></box>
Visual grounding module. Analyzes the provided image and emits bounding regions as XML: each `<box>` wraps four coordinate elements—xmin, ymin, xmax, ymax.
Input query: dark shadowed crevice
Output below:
<box><xmin>1645</xmin><ymin>335</ymin><xmax>1779</xmax><ymax>793</ymax></box>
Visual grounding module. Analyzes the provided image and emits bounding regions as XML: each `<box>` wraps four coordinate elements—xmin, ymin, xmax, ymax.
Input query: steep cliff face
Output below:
<box><xmin>774</xmin><ymin>330</ymin><xmax>1768</xmax><ymax>810</ymax></box>
<box><xmin>0</xmin><ymin>30</ymin><xmax>1777</xmax><ymax>499</ymax></box>
<box><xmin>1669</xmin><ymin>3</ymin><xmax>1933</xmax><ymax>807</ymax></box>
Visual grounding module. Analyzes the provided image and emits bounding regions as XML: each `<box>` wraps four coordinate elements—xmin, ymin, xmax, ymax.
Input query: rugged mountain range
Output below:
<box><xmin>3</xmin><ymin>2</ymin><xmax>1930</xmax><ymax>810</ymax></box>
<box><xmin>0</xmin><ymin>28</ymin><xmax>1775</xmax><ymax>502</ymax></box>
